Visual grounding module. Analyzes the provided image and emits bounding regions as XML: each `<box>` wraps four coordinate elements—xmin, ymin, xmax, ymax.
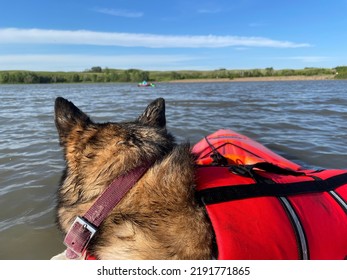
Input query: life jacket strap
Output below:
<box><xmin>198</xmin><ymin>171</ymin><xmax>347</xmax><ymax>205</ymax></box>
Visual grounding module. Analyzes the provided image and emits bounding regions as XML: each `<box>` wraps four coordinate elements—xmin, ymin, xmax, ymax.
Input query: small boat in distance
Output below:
<box><xmin>137</xmin><ymin>80</ymin><xmax>155</xmax><ymax>87</ymax></box>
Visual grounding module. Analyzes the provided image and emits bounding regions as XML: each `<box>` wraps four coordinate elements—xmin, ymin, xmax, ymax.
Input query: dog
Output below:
<box><xmin>54</xmin><ymin>97</ymin><xmax>212</xmax><ymax>260</ymax></box>
<box><xmin>54</xmin><ymin>97</ymin><xmax>347</xmax><ymax>260</ymax></box>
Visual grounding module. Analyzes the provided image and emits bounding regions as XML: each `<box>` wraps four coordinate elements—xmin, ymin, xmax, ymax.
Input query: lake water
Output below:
<box><xmin>1</xmin><ymin>80</ymin><xmax>347</xmax><ymax>259</ymax></box>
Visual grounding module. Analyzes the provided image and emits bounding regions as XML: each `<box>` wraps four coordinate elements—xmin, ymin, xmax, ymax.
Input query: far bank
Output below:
<box><xmin>168</xmin><ymin>75</ymin><xmax>335</xmax><ymax>83</ymax></box>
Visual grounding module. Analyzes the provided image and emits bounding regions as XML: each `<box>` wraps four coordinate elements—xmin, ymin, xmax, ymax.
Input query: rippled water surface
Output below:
<box><xmin>1</xmin><ymin>81</ymin><xmax>347</xmax><ymax>259</ymax></box>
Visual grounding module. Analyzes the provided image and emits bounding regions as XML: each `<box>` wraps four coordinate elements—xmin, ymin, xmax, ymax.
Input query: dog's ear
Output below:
<box><xmin>54</xmin><ymin>97</ymin><xmax>92</xmax><ymax>144</ymax></box>
<box><xmin>137</xmin><ymin>98</ymin><xmax>166</xmax><ymax>128</ymax></box>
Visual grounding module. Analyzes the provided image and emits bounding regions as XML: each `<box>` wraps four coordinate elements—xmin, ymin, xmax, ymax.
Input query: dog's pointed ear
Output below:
<box><xmin>54</xmin><ymin>97</ymin><xmax>92</xmax><ymax>144</ymax></box>
<box><xmin>137</xmin><ymin>98</ymin><xmax>166</xmax><ymax>128</ymax></box>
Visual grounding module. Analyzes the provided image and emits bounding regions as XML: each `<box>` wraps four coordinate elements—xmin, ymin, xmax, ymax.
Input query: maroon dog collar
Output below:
<box><xmin>63</xmin><ymin>164</ymin><xmax>151</xmax><ymax>259</ymax></box>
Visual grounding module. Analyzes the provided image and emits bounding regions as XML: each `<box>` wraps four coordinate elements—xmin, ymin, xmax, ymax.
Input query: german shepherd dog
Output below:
<box><xmin>54</xmin><ymin>97</ymin><xmax>212</xmax><ymax>259</ymax></box>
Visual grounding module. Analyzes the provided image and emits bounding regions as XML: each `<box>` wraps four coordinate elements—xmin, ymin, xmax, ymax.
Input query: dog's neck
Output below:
<box><xmin>63</xmin><ymin>164</ymin><xmax>152</xmax><ymax>259</ymax></box>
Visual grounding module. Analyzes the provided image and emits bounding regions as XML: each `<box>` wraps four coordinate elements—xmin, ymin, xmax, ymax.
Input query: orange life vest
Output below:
<box><xmin>193</xmin><ymin>129</ymin><xmax>347</xmax><ymax>260</ymax></box>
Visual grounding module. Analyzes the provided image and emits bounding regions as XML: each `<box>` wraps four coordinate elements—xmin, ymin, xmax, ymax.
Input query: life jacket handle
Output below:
<box><xmin>204</xmin><ymin>136</ymin><xmax>229</xmax><ymax>166</ymax></box>
<box><xmin>228</xmin><ymin>162</ymin><xmax>306</xmax><ymax>184</ymax></box>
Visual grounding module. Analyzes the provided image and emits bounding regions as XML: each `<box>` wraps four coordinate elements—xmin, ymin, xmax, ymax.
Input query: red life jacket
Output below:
<box><xmin>193</xmin><ymin>129</ymin><xmax>347</xmax><ymax>260</ymax></box>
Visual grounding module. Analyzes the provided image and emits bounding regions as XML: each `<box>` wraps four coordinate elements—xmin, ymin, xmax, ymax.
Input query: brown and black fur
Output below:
<box><xmin>54</xmin><ymin>97</ymin><xmax>212</xmax><ymax>259</ymax></box>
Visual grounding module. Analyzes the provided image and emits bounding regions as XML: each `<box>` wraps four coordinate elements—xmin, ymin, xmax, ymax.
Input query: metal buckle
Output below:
<box><xmin>64</xmin><ymin>216</ymin><xmax>97</xmax><ymax>257</ymax></box>
<box><xmin>75</xmin><ymin>216</ymin><xmax>97</xmax><ymax>237</ymax></box>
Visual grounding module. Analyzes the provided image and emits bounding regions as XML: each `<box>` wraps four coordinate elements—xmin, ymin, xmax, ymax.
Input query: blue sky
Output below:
<box><xmin>0</xmin><ymin>0</ymin><xmax>346</xmax><ymax>71</ymax></box>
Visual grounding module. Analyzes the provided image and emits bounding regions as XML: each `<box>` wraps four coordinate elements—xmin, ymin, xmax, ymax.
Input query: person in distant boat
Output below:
<box><xmin>138</xmin><ymin>80</ymin><xmax>155</xmax><ymax>87</ymax></box>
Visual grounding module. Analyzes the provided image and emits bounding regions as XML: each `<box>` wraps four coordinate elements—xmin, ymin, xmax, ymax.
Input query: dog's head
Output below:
<box><xmin>54</xmin><ymin>97</ymin><xmax>175</xmax><ymax>204</ymax></box>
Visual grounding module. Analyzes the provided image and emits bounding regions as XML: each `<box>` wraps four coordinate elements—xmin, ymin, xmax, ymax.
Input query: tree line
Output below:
<box><xmin>0</xmin><ymin>66</ymin><xmax>342</xmax><ymax>84</ymax></box>
<box><xmin>0</xmin><ymin>68</ymin><xmax>150</xmax><ymax>84</ymax></box>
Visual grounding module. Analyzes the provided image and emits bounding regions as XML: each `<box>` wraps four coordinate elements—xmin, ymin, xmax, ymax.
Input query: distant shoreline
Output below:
<box><xmin>168</xmin><ymin>75</ymin><xmax>335</xmax><ymax>83</ymax></box>
<box><xmin>1</xmin><ymin>69</ymin><xmax>342</xmax><ymax>84</ymax></box>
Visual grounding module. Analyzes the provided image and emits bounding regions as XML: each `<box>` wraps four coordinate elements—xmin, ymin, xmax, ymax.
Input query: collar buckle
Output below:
<box><xmin>63</xmin><ymin>216</ymin><xmax>97</xmax><ymax>259</ymax></box>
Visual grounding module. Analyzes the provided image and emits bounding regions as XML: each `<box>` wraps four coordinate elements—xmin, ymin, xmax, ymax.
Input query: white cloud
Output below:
<box><xmin>285</xmin><ymin>56</ymin><xmax>330</xmax><ymax>63</ymax></box>
<box><xmin>0</xmin><ymin>28</ymin><xmax>311</xmax><ymax>48</ymax></box>
<box><xmin>93</xmin><ymin>8</ymin><xmax>143</xmax><ymax>18</ymax></box>
<box><xmin>197</xmin><ymin>8</ymin><xmax>222</xmax><ymax>14</ymax></box>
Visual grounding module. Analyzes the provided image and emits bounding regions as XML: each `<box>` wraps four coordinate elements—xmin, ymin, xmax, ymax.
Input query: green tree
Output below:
<box><xmin>0</xmin><ymin>72</ymin><xmax>10</xmax><ymax>83</ymax></box>
<box><xmin>109</xmin><ymin>72</ymin><xmax>119</xmax><ymax>82</ymax></box>
<box><xmin>265</xmin><ymin>67</ymin><xmax>274</xmax><ymax>76</ymax></box>
<box><xmin>90</xmin><ymin>66</ymin><xmax>102</xmax><ymax>73</ymax></box>
<box><xmin>170</xmin><ymin>71</ymin><xmax>182</xmax><ymax>80</ymax></box>
<box><xmin>71</xmin><ymin>74</ymin><xmax>81</xmax><ymax>83</ymax></box>
<box><xmin>335</xmin><ymin>66</ymin><xmax>347</xmax><ymax>79</ymax></box>
<box><xmin>23</xmin><ymin>72</ymin><xmax>40</xmax><ymax>83</ymax></box>
<box><xmin>118</xmin><ymin>71</ymin><xmax>131</xmax><ymax>82</ymax></box>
